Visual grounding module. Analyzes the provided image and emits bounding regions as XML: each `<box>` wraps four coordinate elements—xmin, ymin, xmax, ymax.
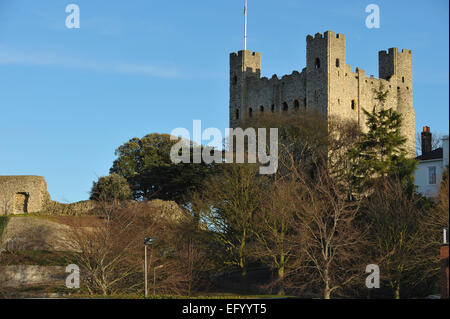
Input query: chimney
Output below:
<box><xmin>441</xmin><ymin>228</ymin><xmax>449</xmax><ymax>299</ymax></box>
<box><xmin>421</xmin><ymin>126</ymin><xmax>432</xmax><ymax>155</ymax></box>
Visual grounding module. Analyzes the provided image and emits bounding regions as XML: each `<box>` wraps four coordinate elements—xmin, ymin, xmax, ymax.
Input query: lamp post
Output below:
<box><xmin>144</xmin><ymin>237</ymin><xmax>155</xmax><ymax>298</ymax></box>
<box><xmin>153</xmin><ymin>265</ymin><xmax>164</xmax><ymax>296</ymax></box>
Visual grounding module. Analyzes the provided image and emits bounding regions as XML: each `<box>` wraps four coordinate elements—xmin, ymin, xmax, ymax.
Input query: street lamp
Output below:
<box><xmin>153</xmin><ymin>264</ymin><xmax>164</xmax><ymax>296</ymax></box>
<box><xmin>144</xmin><ymin>237</ymin><xmax>155</xmax><ymax>298</ymax></box>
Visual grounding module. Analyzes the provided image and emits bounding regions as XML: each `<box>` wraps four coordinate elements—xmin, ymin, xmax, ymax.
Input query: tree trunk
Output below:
<box><xmin>240</xmin><ymin>257</ymin><xmax>247</xmax><ymax>277</ymax></box>
<box><xmin>394</xmin><ymin>284</ymin><xmax>400</xmax><ymax>299</ymax></box>
<box><xmin>240</xmin><ymin>230</ymin><xmax>247</xmax><ymax>277</ymax></box>
<box><xmin>324</xmin><ymin>267</ymin><xmax>331</xmax><ymax>299</ymax></box>
<box><xmin>277</xmin><ymin>260</ymin><xmax>285</xmax><ymax>295</ymax></box>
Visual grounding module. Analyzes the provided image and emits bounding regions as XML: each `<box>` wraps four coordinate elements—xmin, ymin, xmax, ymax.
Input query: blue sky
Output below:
<box><xmin>0</xmin><ymin>0</ymin><xmax>448</xmax><ymax>202</ymax></box>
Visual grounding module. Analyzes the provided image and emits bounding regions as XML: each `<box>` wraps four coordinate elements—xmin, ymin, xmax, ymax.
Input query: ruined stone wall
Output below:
<box><xmin>0</xmin><ymin>265</ymin><xmax>66</xmax><ymax>288</ymax></box>
<box><xmin>0</xmin><ymin>176</ymin><xmax>50</xmax><ymax>214</ymax></box>
<box><xmin>229</xmin><ymin>30</ymin><xmax>416</xmax><ymax>157</ymax></box>
<box><xmin>43</xmin><ymin>200</ymin><xmax>97</xmax><ymax>216</ymax></box>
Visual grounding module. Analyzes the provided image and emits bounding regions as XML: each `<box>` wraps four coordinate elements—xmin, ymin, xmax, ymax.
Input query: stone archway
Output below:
<box><xmin>14</xmin><ymin>193</ymin><xmax>29</xmax><ymax>214</ymax></box>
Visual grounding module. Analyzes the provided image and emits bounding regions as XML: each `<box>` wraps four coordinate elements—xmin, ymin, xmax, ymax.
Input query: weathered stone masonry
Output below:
<box><xmin>0</xmin><ymin>176</ymin><xmax>50</xmax><ymax>214</ymax></box>
<box><xmin>229</xmin><ymin>30</ymin><xmax>415</xmax><ymax>157</ymax></box>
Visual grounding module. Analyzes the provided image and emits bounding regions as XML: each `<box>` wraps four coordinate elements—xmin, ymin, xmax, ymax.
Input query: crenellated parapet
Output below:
<box><xmin>229</xmin><ymin>31</ymin><xmax>415</xmax><ymax>156</ymax></box>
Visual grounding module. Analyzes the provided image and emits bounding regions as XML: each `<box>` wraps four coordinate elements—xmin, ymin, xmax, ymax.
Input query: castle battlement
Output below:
<box><xmin>379</xmin><ymin>47</ymin><xmax>413</xmax><ymax>56</ymax></box>
<box><xmin>229</xmin><ymin>31</ymin><xmax>416</xmax><ymax>157</ymax></box>
<box><xmin>307</xmin><ymin>30</ymin><xmax>346</xmax><ymax>41</ymax></box>
<box><xmin>230</xmin><ymin>50</ymin><xmax>261</xmax><ymax>58</ymax></box>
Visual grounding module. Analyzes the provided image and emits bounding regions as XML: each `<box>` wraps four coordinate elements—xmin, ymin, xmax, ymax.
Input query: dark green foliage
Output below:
<box><xmin>348</xmin><ymin>84</ymin><xmax>417</xmax><ymax>193</ymax></box>
<box><xmin>90</xmin><ymin>173</ymin><xmax>133</xmax><ymax>202</ymax></box>
<box><xmin>110</xmin><ymin>133</ymin><xmax>215</xmax><ymax>203</ymax></box>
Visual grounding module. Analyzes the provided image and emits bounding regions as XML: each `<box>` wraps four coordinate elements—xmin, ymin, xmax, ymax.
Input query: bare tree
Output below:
<box><xmin>288</xmin><ymin>163</ymin><xmax>364</xmax><ymax>299</ymax></box>
<box><xmin>413</xmin><ymin>168</ymin><xmax>450</xmax><ymax>288</ymax></box>
<box><xmin>238</xmin><ymin>111</ymin><xmax>362</xmax><ymax>297</ymax></box>
<box><xmin>174</xmin><ymin>224</ymin><xmax>214</xmax><ymax>296</ymax></box>
<box><xmin>65</xmin><ymin>199</ymin><xmax>152</xmax><ymax>295</ymax></box>
<box><xmin>144</xmin><ymin>216</ymin><xmax>213</xmax><ymax>297</ymax></box>
<box><xmin>193</xmin><ymin>163</ymin><xmax>265</xmax><ymax>278</ymax></box>
<box><xmin>434</xmin><ymin>168</ymin><xmax>449</xmax><ymax>227</ymax></box>
<box><xmin>364</xmin><ymin>178</ymin><xmax>426</xmax><ymax>299</ymax></box>
<box><xmin>65</xmin><ymin>195</ymin><xmax>209</xmax><ymax>297</ymax></box>
<box><xmin>250</xmin><ymin>178</ymin><xmax>300</xmax><ymax>295</ymax></box>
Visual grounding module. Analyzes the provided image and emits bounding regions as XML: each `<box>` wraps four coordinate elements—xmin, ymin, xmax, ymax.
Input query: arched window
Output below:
<box><xmin>260</xmin><ymin>105</ymin><xmax>264</xmax><ymax>112</ymax></box>
<box><xmin>351</xmin><ymin>100</ymin><xmax>356</xmax><ymax>110</ymax></box>
<box><xmin>235</xmin><ymin>109</ymin><xmax>240</xmax><ymax>120</ymax></box>
<box><xmin>294</xmin><ymin>100</ymin><xmax>300</xmax><ymax>111</ymax></box>
<box><xmin>315</xmin><ymin>58</ymin><xmax>321</xmax><ymax>69</ymax></box>
<box><xmin>282</xmin><ymin>102</ymin><xmax>288</xmax><ymax>112</ymax></box>
<box><xmin>271</xmin><ymin>104</ymin><xmax>275</xmax><ymax>112</ymax></box>
<box><xmin>232</xmin><ymin>75</ymin><xmax>238</xmax><ymax>85</ymax></box>
<box><xmin>336</xmin><ymin>58</ymin><xmax>340</xmax><ymax>67</ymax></box>
<box><xmin>249</xmin><ymin>107</ymin><xmax>253</xmax><ymax>117</ymax></box>
<box><xmin>402</xmin><ymin>76</ymin><xmax>405</xmax><ymax>83</ymax></box>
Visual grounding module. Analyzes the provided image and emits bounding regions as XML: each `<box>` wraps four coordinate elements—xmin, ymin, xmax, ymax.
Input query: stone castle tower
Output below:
<box><xmin>229</xmin><ymin>30</ymin><xmax>415</xmax><ymax>157</ymax></box>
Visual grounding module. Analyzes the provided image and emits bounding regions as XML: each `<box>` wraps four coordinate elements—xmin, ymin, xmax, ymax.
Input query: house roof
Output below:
<box><xmin>416</xmin><ymin>147</ymin><xmax>443</xmax><ymax>161</ymax></box>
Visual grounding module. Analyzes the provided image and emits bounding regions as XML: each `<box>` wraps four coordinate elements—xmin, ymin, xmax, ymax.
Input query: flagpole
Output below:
<box><xmin>244</xmin><ymin>0</ymin><xmax>247</xmax><ymax>51</ymax></box>
<box><xmin>242</xmin><ymin>0</ymin><xmax>248</xmax><ymax>118</ymax></box>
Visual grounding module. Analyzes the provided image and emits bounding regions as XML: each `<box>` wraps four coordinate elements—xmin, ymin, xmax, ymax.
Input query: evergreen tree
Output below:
<box><xmin>90</xmin><ymin>173</ymin><xmax>133</xmax><ymax>202</ymax></box>
<box><xmin>110</xmin><ymin>133</ymin><xmax>216</xmax><ymax>204</ymax></box>
<box><xmin>348</xmin><ymin>83</ymin><xmax>417</xmax><ymax>194</ymax></box>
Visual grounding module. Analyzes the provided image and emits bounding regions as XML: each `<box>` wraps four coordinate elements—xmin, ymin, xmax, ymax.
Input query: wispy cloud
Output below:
<box><xmin>0</xmin><ymin>47</ymin><xmax>181</xmax><ymax>78</ymax></box>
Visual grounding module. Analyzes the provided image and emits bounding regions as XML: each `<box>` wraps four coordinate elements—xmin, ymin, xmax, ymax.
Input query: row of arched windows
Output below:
<box><xmin>236</xmin><ymin>97</ymin><xmax>362</xmax><ymax>120</ymax></box>
<box><xmin>237</xmin><ymin>99</ymin><xmax>308</xmax><ymax>119</ymax></box>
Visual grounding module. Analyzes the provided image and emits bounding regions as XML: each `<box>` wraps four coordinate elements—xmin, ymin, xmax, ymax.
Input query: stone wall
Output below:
<box><xmin>0</xmin><ymin>265</ymin><xmax>66</xmax><ymax>288</ymax></box>
<box><xmin>43</xmin><ymin>200</ymin><xmax>97</xmax><ymax>216</ymax></box>
<box><xmin>1</xmin><ymin>217</ymin><xmax>74</xmax><ymax>251</ymax></box>
<box><xmin>0</xmin><ymin>176</ymin><xmax>50</xmax><ymax>215</ymax></box>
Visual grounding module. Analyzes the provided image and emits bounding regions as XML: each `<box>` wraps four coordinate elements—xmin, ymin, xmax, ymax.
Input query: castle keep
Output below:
<box><xmin>229</xmin><ymin>30</ymin><xmax>415</xmax><ymax>157</ymax></box>
<box><xmin>0</xmin><ymin>176</ymin><xmax>50</xmax><ymax>214</ymax></box>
